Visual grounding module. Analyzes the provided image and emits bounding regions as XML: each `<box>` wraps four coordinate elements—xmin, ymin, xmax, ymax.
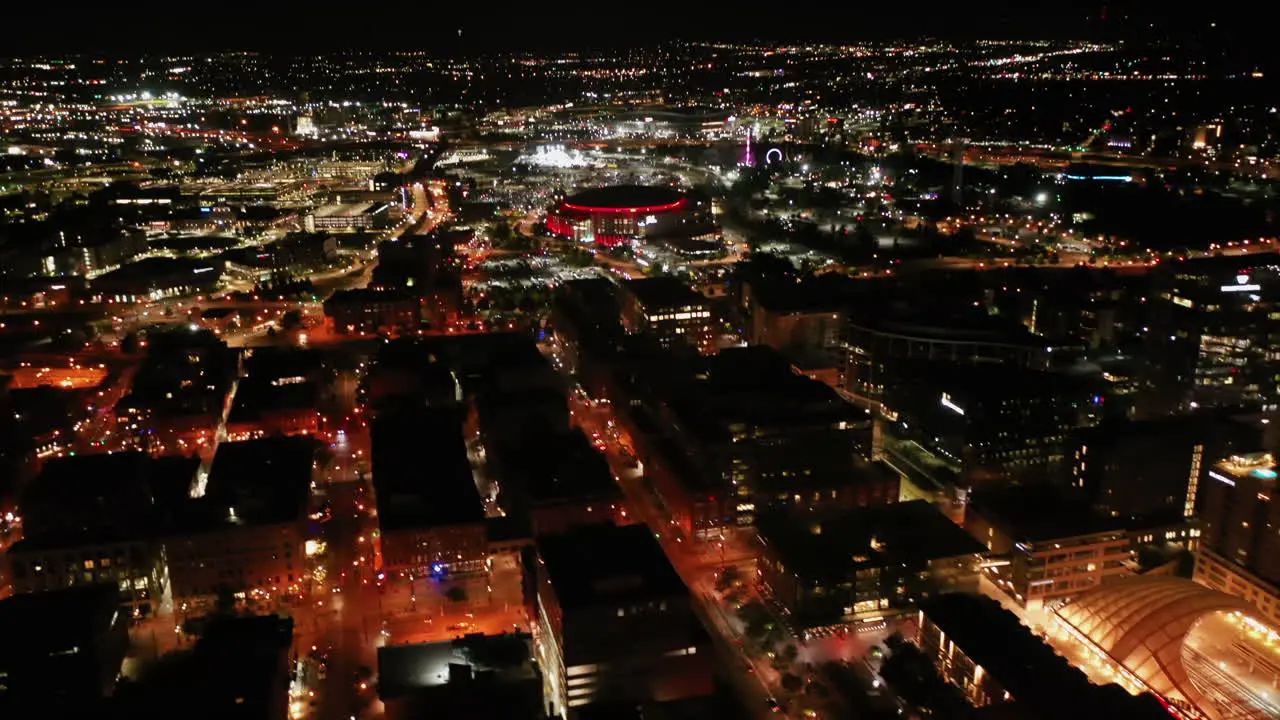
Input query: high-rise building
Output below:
<box><xmin>1198</xmin><ymin>451</ymin><xmax>1280</xmax><ymax>580</ymax></box>
<box><xmin>1069</xmin><ymin>413</ymin><xmax>1261</xmax><ymax>522</ymax></box>
<box><xmin>879</xmin><ymin>362</ymin><xmax>1089</xmax><ymax>489</ymax></box>
<box><xmin>1143</xmin><ymin>255</ymin><xmax>1280</xmax><ymax>415</ymax></box>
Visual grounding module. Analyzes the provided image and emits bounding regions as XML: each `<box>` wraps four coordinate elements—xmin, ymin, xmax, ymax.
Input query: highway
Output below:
<box><xmin>913</xmin><ymin>142</ymin><xmax>1280</xmax><ymax>179</ymax></box>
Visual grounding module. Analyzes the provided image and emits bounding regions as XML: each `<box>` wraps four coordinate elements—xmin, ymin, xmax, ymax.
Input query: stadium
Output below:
<box><xmin>545</xmin><ymin>185</ymin><xmax>711</xmax><ymax>247</ymax></box>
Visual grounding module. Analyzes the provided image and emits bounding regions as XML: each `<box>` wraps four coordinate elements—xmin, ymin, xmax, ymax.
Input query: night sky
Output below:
<box><xmin>6</xmin><ymin>3</ymin><xmax>1264</xmax><ymax>54</ymax></box>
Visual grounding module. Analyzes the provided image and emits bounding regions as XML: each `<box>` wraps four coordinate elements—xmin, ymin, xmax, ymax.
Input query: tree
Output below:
<box><xmin>853</xmin><ymin>222</ymin><xmax>876</xmax><ymax>251</ymax></box>
<box><xmin>952</xmin><ymin>226</ymin><xmax>979</xmax><ymax>249</ymax></box>
<box><xmin>314</xmin><ymin>441</ymin><xmax>335</xmax><ymax>468</ymax></box>
<box><xmin>879</xmin><ymin>642</ymin><xmax>969</xmax><ymax>717</ymax></box>
<box><xmin>780</xmin><ymin>643</ymin><xmax>799</xmax><ymax>664</ymax></box>
<box><xmin>489</xmin><ymin>220</ymin><xmax>515</xmax><ymax>248</ymax></box>
<box><xmin>715</xmin><ymin>566</ymin><xmax>742</xmax><ymax>592</ymax></box>
<box><xmin>444</xmin><ymin>585</ymin><xmax>468</xmax><ymax>604</ymax></box>
<box><xmin>214</xmin><ymin>583</ymin><xmax>239</xmax><ymax>615</ymax></box>
<box><xmin>281</xmin><ymin>309</ymin><xmax>303</xmax><ymax>331</ymax></box>
<box><xmin>781</xmin><ymin>672</ymin><xmax>804</xmax><ymax>693</ymax></box>
<box><xmin>885</xmin><ymin>631</ymin><xmax>907</xmax><ymax>651</ymax></box>
<box><xmin>737</xmin><ymin>600</ymin><xmax>773</xmax><ymax>639</ymax></box>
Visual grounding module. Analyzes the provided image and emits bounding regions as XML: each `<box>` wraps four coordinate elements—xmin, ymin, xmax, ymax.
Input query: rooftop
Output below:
<box><xmin>227</xmin><ymin>376</ymin><xmax>319</xmax><ymax>424</ymax></box>
<box><xmin>498</xmin><ymin>430</ymin><xmax>620</xmax><ymax>507</ymax></box>
<box><xmin>372</xmin><ymin>407</ymin><xmax>484</xmax><ymax>530</ymax></box>
<box><xmin>968</xmin><ymin>485</ymin><xmax>1126</xmax><ymax>543</ymax></box>
<box><xmin>0</xmin><ymin>583</ymin><xmax>122</xmax><ymax>664</ymax></box>
<box><xmin>553</xmin><ymin>279</ymin><xmax>624</xmax><ymax>337</ymax></box>
<box><xmin>755</xmin><ymin>500</ymin><xmax>986</xmax><ymax>582</ymax></box>
<box><xmin>622</xmin><ymin>277</ymin><xmax>710</xmax><ymax>311</ymax></box>
<box><xmin>324</xmin><ymin>287</ymin><xmax>420</xmax><ymax>305</ymax></box>
<box><xmin>1166</xmin><ymin>252</ymin><xmax>1280</xmax><ymax>277</ymax></box>
<box><xmin>562</xmin><ymin>185</ymin><xmax>685</xmax><ymax>212</ymax></box>
<box><xmin>110</xmin><ymin>615</ymin><xmax>294</xmax><ymax>720</ymax></box>
<box><xmin>92</xmin><ymin>257</ymin><xmax>223</xmax><ymax>291</ymax></box>
<box><xmin>850</xmin><ymin>304</ymin><xmax>1050</xmax><ymax>347</ymax></box>
<box><xmin>242</xmin><ymin>347</ymin><xmax>326</xmax><ymax>380</ymax></box>
<box><xmin>377</xmin><ymin>633</ymin><xmax>537</xmax><ymax>698</ymax></box>
<box><xmin>664</xmin><ymin>345</ymin><xmax>870</xmax><ymax>442</ymax></box>
<box><xmin>1212</xmin><ymin>450</ymin><xmax>1277</xmax><ymax>482</ymax></box>
<box><xmin>201</xmin><ymin>437</ymin><xmax>315</xmax><ymax>526</ymax></box>
<box><xmin>537</xmin><ymin>523</ymin><xmax>687</xmax><ymax>611</ymax></box>
<box><xmin>920</xmin><ymin>593</ymin><xmax>1172</xmax><ymax>720</ymax></box>
<box><xmin>312</xmin><ymin>202</ymin><xmax>383</xmax><ymax>218</ymax></box>
<box><xmin>18</xmin><ymin>452</ymin><xmax>199</xmax><ymax>545</ymax></box>
<box><xmin>1053</xmin><ymin>576</ymin><xmax>1255</xmax><ymax>714</ymax></box>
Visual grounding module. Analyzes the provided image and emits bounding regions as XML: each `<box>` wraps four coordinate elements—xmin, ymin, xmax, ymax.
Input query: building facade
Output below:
<box><xmin>7</xmin><ymin>538</ymin><xmax>169</xmax><ymax>618</ymax></box>
<box><xmin>1144</xmin><ymin>256</ymin><xmax>1280</xmax><ymax>415</ymax></box>
<box><xmin>324</xmin><ymin>288</ymin><xmax>421</xmax><ymax>335</ymax></box>
<box><xmin>755</xmin><ymin>501</ymin><xmax>985</xmax><ymax>631</ymax></box>
<box><xmin>533</xmin><ymin>524</ymin><xmax>714</xmax><ymax>718</ymax></box>
<box><xmin>618</xmin><ymin>278</ymin><xmax>715</xmax><ymax>355</ymax></box>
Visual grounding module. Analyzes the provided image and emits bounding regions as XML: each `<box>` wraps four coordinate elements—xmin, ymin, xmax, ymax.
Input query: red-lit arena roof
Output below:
<box><xmin>558</xmin><ymin>185</ymin><xmax>687</xmax><ymax>214</ymax></box>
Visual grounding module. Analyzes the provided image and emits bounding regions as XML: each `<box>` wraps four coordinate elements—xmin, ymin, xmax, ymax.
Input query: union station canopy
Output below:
<box><xmin>1054</xmin><ymin>575</ymin><xmax>1253</xmax><ymax>706</ymax></box>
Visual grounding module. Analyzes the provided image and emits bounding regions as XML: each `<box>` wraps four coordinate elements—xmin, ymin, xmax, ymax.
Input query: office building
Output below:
<box><xmin>915</xmin><ymin>592</ymin><xmax>1171</xmax><ymax>720</ymax></box>
<box><xmin>324</xmin><ymin>288</ymin><xmax>422</xmax><ymax>335</ymax></box>
<box><xmin>108</xmin><ymin>615</ymin><xmax>294</xmax><ymax>720</ymax></box>
<box><xmin>1192</xmin><ymin>449</ymin><xmax>1280</xmax><ymax>625</ymax></box>
<box><xmin>1069</xmin><ymin>413</ymin><xmax>1261</xmax><ymax>522</ymax></box>
<box><xmin>550</xmin><ymin>279</ymin><xmax>624</xmax><ymax>378</ymax></box>
<box><xmin>755</xmin><ymin>500</ymin><xmax>985</xmax><ymax>631</ymax></box>
<box><xmin>1143</xmin><ymin>254</ymin><xmax>1280</xmax><ymax>415</ymax></box>
<box><xmin>618</xmin><ymin>277</ymin><xmax>715</xmax><ymax>354</ymax></box>
<box><xmin>533</xmin><ymin>524</ymin><xmax>713</xmax><ymax>718</ymax></box>
<box><xmin>0</xmin><ymin>584</ymin><xmax>129</xmax><ymax>715</ymax></box>
<box><xmin>6</xmin><ymin>453</ymin><xmax>197</xmax><ymax>617</ymax></box>
<box><xmin>879</xmin><ymin>362</ymin><xmax>1088</xmax><ymax>488</ymax></box>
<box><xmin>487</xmin><ymin>429</ymin><xmax>627</xmax><ymax>536</ymax></box>
<box><xmin>373</xmin><ymin>407</ymin><xmax>487</xmax><ymax>578</ymax></box>
<box><xmin>740</xmin><ymin>279</ymin><xmax>846</xmax><ymax>386</ymax></box>
<box><xmin>165</xmin><ymin>437</ymin><xmax>313</xmax><ymax>613</ymax></box>
<box><xmin>1198</xmin><ymin>451</ymin><xmax>1280</xmax><ymax>580</ymax></box>
<box><xmin>844</xmin><ymin>307</ymin><xmax>1078</xmax><ymax>405</ymax></box>
<box><xmin>633</xmin><ymin>346</ymin><xmax>879</xmax><ymax>528</ymax></box>
<box><xmin>967</xmin><ymin>486</ymin><xmax>1137</xmax><ymax>610</ymax></box>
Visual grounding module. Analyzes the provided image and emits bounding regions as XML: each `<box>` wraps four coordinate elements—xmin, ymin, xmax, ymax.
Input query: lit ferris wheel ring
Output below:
<box><xmin>765</xmin><ymin>148</ymin><xmax>783</xmax><ymax>164</ymax></box>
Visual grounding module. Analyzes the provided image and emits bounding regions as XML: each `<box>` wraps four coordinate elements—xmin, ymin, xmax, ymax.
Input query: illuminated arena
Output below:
<box><xmin>545</xmin><ymin>185</ymin><xmax>708</xmax><ymax>247</ymax></box>
<box><xmin>1052</xmin><ymin>575</ymin><xmax>1280</xmax><ymax>719</ymax></box>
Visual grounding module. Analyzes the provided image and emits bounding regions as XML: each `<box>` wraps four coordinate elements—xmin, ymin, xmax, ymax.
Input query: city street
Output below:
<box><xmin>565</xmin><ymin>389</ymin><xmax>848</xmax><ymax>719</ymax></box>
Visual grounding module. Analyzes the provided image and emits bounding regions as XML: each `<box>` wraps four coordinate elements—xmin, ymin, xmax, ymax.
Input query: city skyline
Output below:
<box><xmin>3</xmin><ymin>15</ymin><xmax>1280</xmax><ymax>720</ymax></box>
<box><xmin>4</xmin><ymin>3</ymin><xmax>1264</xmax><ymax>54</ymax></box>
